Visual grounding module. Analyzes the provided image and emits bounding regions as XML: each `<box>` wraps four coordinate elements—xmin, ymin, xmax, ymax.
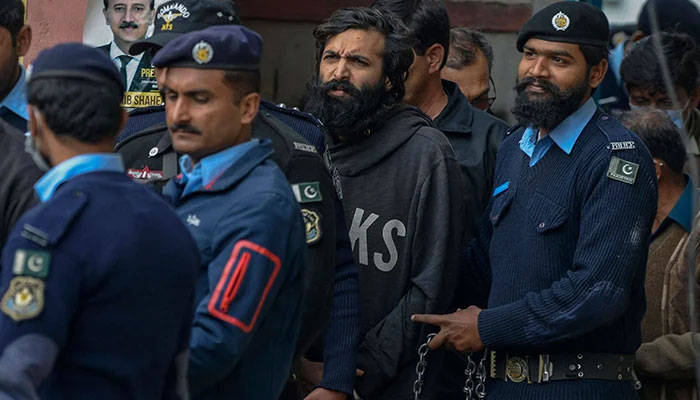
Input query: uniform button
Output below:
<box><xmin>149</xmin><ymin>147</ymin><xmax>159</xmax><ymax>157</ymax></box>
<box><xmin>597</xmin><ymin>364</ymin><xmax>603</xmax><ymax>370</ymax></box>
<box><xmin>601</xmin><ymin>115</ymin><xmax>609</xmax><ymax>120</ymax></box>
<box><xmin>538</xmin><ymin>222</ymin><xmax>546</xmax><ymax>229</ymax></box>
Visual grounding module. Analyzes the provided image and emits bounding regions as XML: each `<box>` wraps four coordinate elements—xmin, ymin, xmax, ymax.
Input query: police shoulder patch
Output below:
<box><xmin>302</xmin><ymin>209</ymin><xmax>322</xmax><ymax>245</ymax></box>
<box><xmin>1</xmin><ymin>276</ymin><xmax>45</xmax><ymax>321</ymax></box>
<box><xmin>607</xmin><ymin>156</ymin><xmax>639</xmax><ymax>185</ymax></box>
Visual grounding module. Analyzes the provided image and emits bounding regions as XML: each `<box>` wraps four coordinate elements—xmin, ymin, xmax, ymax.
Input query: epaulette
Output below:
<box><xmin>21</xmin><ymin>190</ymin><xmax>89</xmax><ymax>247</ymax></box>
<box><xmin>260</xmin><ymin>100</ymin><xmax>323</xmax><ymax>128</ymax></box>
<box><xmin>505</xmin><ymin>123</ymin><xmax>522</xmax><ymax>136</ymax></box>
<box><xmin>596</xmin><ymin>112</ymin><xmax>639</xmax><ymax>153</ymax></box>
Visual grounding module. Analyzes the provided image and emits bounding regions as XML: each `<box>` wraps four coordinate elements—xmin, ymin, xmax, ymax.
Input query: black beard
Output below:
<box><xmin>511</xmin><ymin>76</ymin><xmax>589</xmax><ymax>131</ymax></box>
<box><xmin>302</xmin><ymin>77</ymin><xmax>394</xmax><ymax>143</ymax></box>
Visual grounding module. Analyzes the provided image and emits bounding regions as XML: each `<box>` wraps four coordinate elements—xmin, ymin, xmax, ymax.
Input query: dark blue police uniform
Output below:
<box><xmin>154</xmin><ymin>26</ymin><xmax>308</xmax><ymax>399</ymax></box>
<box><xmin>0</xmin><ymin>155</ymin><xmax>199</xmax><ymax>399</ymax></box>
<box><xmin>0</xmin><ymin>43</ymin><xmax>200</xmax><ymax>400</ymax></box>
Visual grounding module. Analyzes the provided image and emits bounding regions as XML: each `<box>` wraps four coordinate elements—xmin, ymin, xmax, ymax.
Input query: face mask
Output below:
<box><xmin>629</xmin><ymin>102</ymin><xmax>687</xmax><ymax>129</ymax></box>
<box><xmin>24</xmin><ymin>131</ymin><xmax>51</xmax><ymax>172</ymax></box>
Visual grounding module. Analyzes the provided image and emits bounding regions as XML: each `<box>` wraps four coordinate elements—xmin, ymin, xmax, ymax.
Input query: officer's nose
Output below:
<box><xmin>124</xmin><ymin>8</ymin><xmax>135</xmax><ymax>23</ymax></box>
<box><xmin>168</xmin><ymin>98</ymin><xmax>190</xmax><ymax>124</ymax></box>
<box><xmin>528</xmin><ymin>57</ymin><xmax>550</xmax><ymax>79</ymax></box>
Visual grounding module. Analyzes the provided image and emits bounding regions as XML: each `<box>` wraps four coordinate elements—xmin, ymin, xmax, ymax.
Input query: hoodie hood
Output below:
<box><xmin>325</xmin><ymin>104</ymin><xmax>434</xmax><ymax>176</ymax></box>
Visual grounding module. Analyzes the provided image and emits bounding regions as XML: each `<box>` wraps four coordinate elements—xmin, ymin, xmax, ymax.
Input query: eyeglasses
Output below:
<box><xmin>471</xmin><ymin>76</ymin><xmax>497</xmax><ymax>111</ymax></box>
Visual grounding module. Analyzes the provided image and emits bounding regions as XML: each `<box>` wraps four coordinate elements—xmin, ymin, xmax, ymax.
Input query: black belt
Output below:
<box><xmin>489</xmin><ymin>351</ymin><xmax>639</xmax><ymax>385</ymax></box>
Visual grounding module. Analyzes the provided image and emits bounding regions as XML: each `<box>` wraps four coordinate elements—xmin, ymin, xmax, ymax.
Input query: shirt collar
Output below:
<box><xmin>34</xmin><ymin>153</ymin><xmax>125</xmax><ymax>202</ymax></box>
<box><xmin>109</xmin><ymin>41</ymin><xmax>143</xmax><ymax>63</ymax></box>
<box><xmin>0</xmin><ymin>64</ymin><xmax>28</xmax><ymax>120</ymax></box>
<box><xmin>546</xmin><ymin>97</ymin><xmax>597</xmax><ymax>155</ymax></box>
<box><xmin>179</xmin><ymin>140</ymin><xmax>259</xmax><ymax>191</ymax></box>
<box><xmin>667</xmin><ymin>175</ymin><xmax>695</xmax><ymax>233</ymax></box>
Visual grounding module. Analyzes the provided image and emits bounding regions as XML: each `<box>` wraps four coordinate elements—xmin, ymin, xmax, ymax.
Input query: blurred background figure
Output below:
<box><xmin>0</xmin><ymin>0</ymin><xmax>31</xmax><ymax>131</ymax></box>
<box><xmin>600</xmin><ymin>0</ymin><xmax>700</xmax><ymax>114</ymax></box>
<box><xmin>618</xmin><ymin>108</ymin><xmax>699</xmax><ymax>400</ymax></box>
<box><xmin>620</xmin><ymin>32</ymin><xmax>700</xmax><ymax>171</ymax></box>
<box><xmin>441</xmin><ymin>27</ymin><xmax>496</xmax><ymax>113</ymax></box>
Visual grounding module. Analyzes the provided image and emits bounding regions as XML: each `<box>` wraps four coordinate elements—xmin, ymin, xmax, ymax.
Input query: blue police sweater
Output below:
<box><xmin>0</xmin><ymin>171</ymin><xmax>199</xmax><ymax>399</ymax></box>
<box><xmin>463</xmin><ymin>111</ymin><xmax>658</xmax><ymax>399</ymax></box>
<box><xmin>163</xmin><ymin>140</ymin><xmax>307</xmax><ymax>399</ymax></box>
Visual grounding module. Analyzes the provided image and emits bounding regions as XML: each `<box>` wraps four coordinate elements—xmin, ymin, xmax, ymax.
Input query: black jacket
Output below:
<box><xmin>0</xmin><ymin>120</ymin><xmax>42</xmax><ymax>249</ymax></box>
<box><xmin>326</xmin><ymin>105</ymin><xmax>463</xmax><ymax>399</ymax></box>
<box><xmin>115</xmin><ymin>108</ymin><xmax>338</xmax><ymax>356</ymax></box>
<box><xmin>434</xmin><ymin>81</ymin><xmax>508</xmax><ymax>243</ymax></box>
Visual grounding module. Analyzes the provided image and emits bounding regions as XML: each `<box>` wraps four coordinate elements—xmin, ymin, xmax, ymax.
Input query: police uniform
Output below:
<box><xmin>153</xmin><ymin>26</ymin><xmax>309</xmax><ymax>398</ymax></box>
<box><xmin>459</xmin><ymin>3</ymin><xmax>658</xmax><ymax>399</ymax></box>
<box><xmin>0</xmin><ymin>44</ymin><xmax>199</xmax><ymax>398</ymax></box>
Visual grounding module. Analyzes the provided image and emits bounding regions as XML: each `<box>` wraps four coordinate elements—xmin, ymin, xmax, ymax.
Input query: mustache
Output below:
<box><xmin>119</xmin><ymin>21</ymin><xmax>139</xmax><ymax>29</ymax></box>
<box><xmin>322</xmin><ymin>79</ymin><xmax>361</xmax><ymax>97</ymax></box>
<box><xmin>515</xmin><ymin>77</ymin><xmax>560</xmax><ymax>95</ymax></box>
<box><xmin>169</xmin><ymin>124</ymin><xmax>202</xmax><ymax>135</ymax></box>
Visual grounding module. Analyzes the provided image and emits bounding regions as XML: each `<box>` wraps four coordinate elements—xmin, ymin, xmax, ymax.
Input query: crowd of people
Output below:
<box><xmin>0</xmin><ymin>0</ymin><xmax>698</xmax><ymax>399</ymax></box>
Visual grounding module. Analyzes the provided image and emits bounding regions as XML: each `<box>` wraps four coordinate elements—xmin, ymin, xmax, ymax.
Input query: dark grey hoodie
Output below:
<box><xmin>325</xmin><ymin>105</ymin><xmax>463</xmax><ymax>399</ymax></box>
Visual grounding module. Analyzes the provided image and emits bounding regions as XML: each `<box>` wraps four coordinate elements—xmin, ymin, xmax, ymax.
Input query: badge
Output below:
<box><xmin>552</xmin><ymin>11</ymin><xmax>570</xmax><ymax>31</ymax></box>
<box><xmin>302</xmin><ymin>209</ymin><xmax>322</xmax><ymax>245</ymax></box>
<box><xmin>157</xmin><ymin>3</ymin><xmax>190</xmax><ymax>31</ymax></box>
<box><xmin>193</xmin><ymin>41</ymin><xmax>214</xmax><ymax>65</ymax></box>
<box><xmin>608</xmin><ymin>141</ymin><xmax>636</xmax><ymax>151</ymax></box>
<box><xmin>293</xmin><ymin>142</ymin><xmax>317</xmax><ymax>154</ymax></box>
<box><xmin>127</xmin><ymin>166</ymin><xmax>164</xmax><ymax>181</ymax></box>
<box><xmin>607</xmin><ymin>156</ymin><xmax>639</xmax><ymax>185</ymax></box>
<box><xmin>149</xmin><ymin>147</ymin><xmax>159</xmax><ymax>157</ymax></box>
<box><xmin>1</xmin><ymin>276</ymin><xmax>45</xmax><ymax>321</ymax></box>
<box><xmin>292</xmin><ymin>182</ymin><xmax>323</xmax><ymax>203</ymax></box>
<box><xmin>12</xmin><ymin>250</ymin><xmax>50</xmax><ymax>279</ymax></box>
<box><xmin>505</xmin><ymin>356</ymin><xmax>528</xmax><ymax>383</ymax></box>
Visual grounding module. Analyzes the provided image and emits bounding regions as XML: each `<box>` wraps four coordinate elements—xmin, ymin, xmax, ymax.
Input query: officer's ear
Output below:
<box><xmin>652</xmin><ymin>158</ymin><xmax>663</xmax><ymax>181</ymax></box>
<box><xmin>239</xmin><ymin>92</ymin><xmax>261</xmax><ymax>125</ymax></box>
<box><xmin>15</xmin><ymin>26</ymin><xmax>32</xmax><ymax>57</ymax></box>
<box><xmin>588</xmin><ymin>58</ymin><xmax>608</xmax><ymax>90</ymax></box>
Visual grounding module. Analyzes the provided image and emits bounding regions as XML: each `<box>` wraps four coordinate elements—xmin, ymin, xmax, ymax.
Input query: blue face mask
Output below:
<box><xmin>629</xmin><ymin>103</ymin><xmax>686</xmax><ymax>129</ymax></box>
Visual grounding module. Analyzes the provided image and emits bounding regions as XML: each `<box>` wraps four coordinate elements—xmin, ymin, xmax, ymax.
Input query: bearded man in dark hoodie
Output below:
<box><xmin>304</xmin><ymin>7</ymin><xmax>463</xmax><ymax>399</ymax></box>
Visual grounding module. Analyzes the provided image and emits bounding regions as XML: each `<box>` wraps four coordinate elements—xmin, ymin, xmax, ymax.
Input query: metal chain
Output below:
<box><xmin>413</xmin><ymin>333</ymin><xmax>436</xmax><ymax>400</ymax></box>
<box><xmin>464</xmin><ymin>351</ymin><xmax>488</xmax><ymax>400</ymax></box>
<box><xmin>463</xmin><ymin>353</ymin><xmax>477</xmax><ymax>400</ymax></box>
<box><xmin>475</xmin><ymin>350</ymin><xmax>488</xmax><ymax>399</ymax></box>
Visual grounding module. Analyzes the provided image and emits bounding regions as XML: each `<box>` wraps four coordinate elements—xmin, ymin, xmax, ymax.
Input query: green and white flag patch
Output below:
<box><xmin>607</xmin><ymin>156</ymin><xmax>639</xmax><ymax>185</ymax></box>
<box><xmin>12</xmin><ymin>250</ymin><xmax>51</xmax><ymax>279</ymax></box>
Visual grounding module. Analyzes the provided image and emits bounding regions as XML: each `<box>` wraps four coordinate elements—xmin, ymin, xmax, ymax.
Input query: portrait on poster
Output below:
<box><xmin>83</xmin><ymin>0</ymin><xmax>163</xmax><ymax>108</ymax></box>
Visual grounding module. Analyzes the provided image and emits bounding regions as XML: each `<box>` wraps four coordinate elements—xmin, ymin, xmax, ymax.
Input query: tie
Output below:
<box><xmin>117</xmin><ymin>55</ymin><xmax>132</xmax><ymax>90</ymax></box>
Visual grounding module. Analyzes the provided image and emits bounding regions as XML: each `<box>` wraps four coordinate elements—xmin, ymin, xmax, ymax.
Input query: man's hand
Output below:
<box><xmin>411</xmin><ymin>306</ymin><xmax>484</xmax><ymax>352</ymax></box>
<box><xmin>298</xmin><ymin>357</ymin><xmax>324</xmax><ymax>394</ymax></box>
<box><xmin>304</xmin><ymin>387</ymin><xmax>349</xmax><ymax>400</ymax></box>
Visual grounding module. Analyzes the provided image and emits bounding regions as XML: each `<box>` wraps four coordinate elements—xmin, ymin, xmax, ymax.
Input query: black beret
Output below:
<box><xmin>129</xmin><ymin>0</ymin><xmax>239</xmax><ymax>55</ymax></box>
<box><xmin>28</xmin><ymin>43</ymin><xmax>125</xmax><ymax>92</ymax></box>
<box><xmin>516</xmin><ymin>1</ymin><xmax>609</xmax><ymax>52</ymax></box>
<box><xmin>152</xmin><ymin>25</ymin><xmax>262</xmax><ymax>70</ymax></box>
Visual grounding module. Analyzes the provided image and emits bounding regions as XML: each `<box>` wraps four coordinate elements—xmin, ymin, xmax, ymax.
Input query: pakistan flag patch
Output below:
<box><xmin>607</xmin><ymin>156</ymin><xmax>639</xmax><ymax>185</ymax></box>
<box><xmin>12</xmin><ymin>250</ymin><xmax>51</xmax><ymax>279</ymax></box>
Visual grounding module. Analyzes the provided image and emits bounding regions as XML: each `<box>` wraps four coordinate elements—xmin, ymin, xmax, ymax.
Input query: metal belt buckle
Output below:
<box><xmin>505</xmin><ymin>355</ymin><xmax>528</xmax><ymax>383</ymax></box>
<box><xmin>538</xmin><ymin>354</ymin><xmax>552</xmax><ymax>383</ymax></box>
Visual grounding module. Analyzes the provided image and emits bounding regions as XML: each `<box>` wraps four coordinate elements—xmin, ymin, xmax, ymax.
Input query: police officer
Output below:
<box><xmin>117</xmin><ymin>1</ymin><xmax>362</xmax><ymax>397</ymax></box>
<box><xmin>0</xmin><ymin>43</ymin><xmax>199</xmax><ymax>398</ymax></box>
<box><xmin>154</xmin><ymin>25</ymin><xmax>308</xmax><ymax>398</ymax></box>
<box><xmin>413</xmin><ymin>3</ymin><xmax>658</xmax><ymax>399</ymax></box>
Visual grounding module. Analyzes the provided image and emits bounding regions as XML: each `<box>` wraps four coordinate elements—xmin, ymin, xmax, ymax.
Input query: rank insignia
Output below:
<box><xmin>607</xmin><ymin>156</ymin><xmax>639</xmax><ymax>185</ymax></box>
<box><xmin>12</xmin><ymin>249</ymin><xmax>51</xmax><ymax>279</ymax></box>
<box><xmin>192</xmin><ymin>41</ymin><xmax>214</xmax><ymax>65</ymax></box>
<box><xmin>551</xmin><ymin>11</ymin><xmax>570</xmax><ymax>31</ymax></box>
<box><xmin>292</xmin><ymin>182</ymin><xmax>323</xmax><ymax>203</ymax></box>
<box><xmin>302</xmin><ymin>209</ymin><xmax>322</xmax><ymax>245</ymax></box>
<box><xmin>1</xmin><ymin>276</ymin><xmax>45</xmax><ymax>321</ymax></box>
